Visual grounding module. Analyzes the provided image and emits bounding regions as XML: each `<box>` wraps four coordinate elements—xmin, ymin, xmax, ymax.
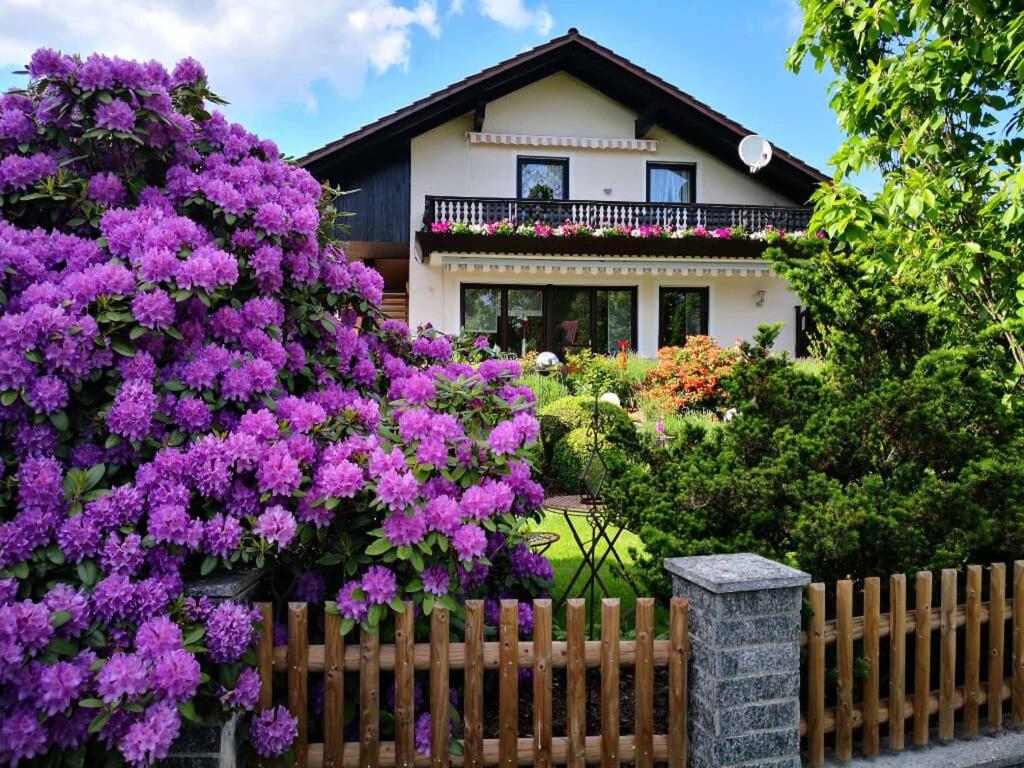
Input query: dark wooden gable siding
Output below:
<box><xmin>325</xmin><ymin>145</ymin><xmax>410</xmax><ymax>244</ymax></box>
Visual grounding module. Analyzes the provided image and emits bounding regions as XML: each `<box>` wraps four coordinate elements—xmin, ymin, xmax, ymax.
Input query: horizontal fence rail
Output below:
<box><xmin>422</xmin><ymin>195</ymin><xmax>813</xmax><ymax>233</ymax></box>
<box><xmin>257</xmin><ymin>596</ymin><xmax>690</xmax><ymax>768</ymax></box>
<box><xmin>802</xmin><ymin>562</ymin><xmax>1024</xmax><ymax>765</ymax></box>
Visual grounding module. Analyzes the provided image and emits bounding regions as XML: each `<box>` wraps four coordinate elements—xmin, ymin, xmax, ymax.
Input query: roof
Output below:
<box><xmin>299</xmin><ymin>28</ymin><xmax>830</xmax><ymax>203</ymax></box>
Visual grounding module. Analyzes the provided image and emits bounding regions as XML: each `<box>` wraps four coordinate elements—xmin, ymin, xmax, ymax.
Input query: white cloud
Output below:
<box><xmin>478</xmin><ymin>0</ymin><xmax>553</xmax><ymax>35</ymax></box>
<box><xmin>0</xmin><ymin>0</ymin><xmax>442</xmax><ymax>114</ymax></box>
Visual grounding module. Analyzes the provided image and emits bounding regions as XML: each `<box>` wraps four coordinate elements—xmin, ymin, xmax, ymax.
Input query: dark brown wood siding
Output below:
<box><xmin>324</xmin><ymin>145</ymin><xmax>410</xmax><ymax>244</ymax></box>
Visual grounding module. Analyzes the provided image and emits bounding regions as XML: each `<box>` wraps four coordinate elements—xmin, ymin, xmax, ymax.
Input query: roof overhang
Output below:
<box><xmin>300</xmin><ymin>29</ymin><xmax>829</xmax><ymax>203</ymax></box>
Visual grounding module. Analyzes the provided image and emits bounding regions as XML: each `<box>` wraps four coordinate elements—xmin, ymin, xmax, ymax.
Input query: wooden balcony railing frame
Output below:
<box><xmin>421</xmin><ymin>194</ymin><xmax>813</xmax><ymax>233</ymax></box>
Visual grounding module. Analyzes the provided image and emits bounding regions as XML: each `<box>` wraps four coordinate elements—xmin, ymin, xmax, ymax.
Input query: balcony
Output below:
<box><xmin>416</xmin><ymin>195</ymin><xmax>815</xmax><ymax>261</ymax></box>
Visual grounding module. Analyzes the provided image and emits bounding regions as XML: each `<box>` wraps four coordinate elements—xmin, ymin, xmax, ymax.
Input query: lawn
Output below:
<box><xmin>531</xmin><ymin>509</ymin><xmax>647</xmax><ymax>628</ymax></box>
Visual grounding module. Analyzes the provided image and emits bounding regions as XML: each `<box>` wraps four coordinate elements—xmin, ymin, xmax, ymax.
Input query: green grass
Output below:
<box><xmin>530</xmin><ymin>510</ymin><xmax>646</xmax><ymax>623</ymax></box>
<box><xmin>793</xmin><ymin>357</ymin><xmax>825</xmax><ymax>377</ymax></box>
<box><xmin>518</xmin><ymin>373</ymin><xmax>570</xmax><ymax>412</ymax></box>
<box><xmin>622</xmin><ymin>352</ymin><xmax>657</xmax><ymax>388</ymax></box>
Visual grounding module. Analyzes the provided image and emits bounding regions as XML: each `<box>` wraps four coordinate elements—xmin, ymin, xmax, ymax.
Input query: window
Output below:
<box><xmin>647</xmin><ymin>162</ymin><xmax>696</xmax><ymax>204</ymax></box>
<box><xmin>659</xmin><ymin>287</ymin><xmax>708</xmax><ymax>347</ymax></box>
<box><xmin>517</xmin><ymin>157</ymin><xmax>569</xmax><ymax>200</ymax></box>
<box><xmin>506</xmin><ymin>288</ymin><xmax>545</xmax><ymax>357</ymax></box>
<box><xmin>460</xmin><ymin>284</ymin><xmax>636</xmax><ymax>359</ymax></box>
<box><xmin>462</xmin><ymin>287</ymin><xmax>501</xmax><ymax>347</ymax></box>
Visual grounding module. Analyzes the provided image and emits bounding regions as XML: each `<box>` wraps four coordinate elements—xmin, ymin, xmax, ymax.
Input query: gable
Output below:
<box><xmin>300</xmin><ymin>29</ymin><xmax>828</xmax><ymax>204</ymax></box>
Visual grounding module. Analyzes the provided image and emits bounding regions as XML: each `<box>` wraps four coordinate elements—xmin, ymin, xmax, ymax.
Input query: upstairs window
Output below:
<box><xmin>517</xmin><ymin>157</ymin><xmax>569</xmax><ymax>200</ymax></box>
<box><xmin>647</xmin><ymin>162</ymin><xmax>696</xmax><ymax>204</ymax></box>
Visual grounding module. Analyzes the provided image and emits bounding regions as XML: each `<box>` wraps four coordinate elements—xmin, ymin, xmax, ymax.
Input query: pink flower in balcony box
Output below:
<box><xmin>430</xmin><ymin>221</ymin><xmax>452</xmax><ymax>234</ymax></box>
<box><xmin>693</xmin><ymin>225</ymin><xmax>709</xmax><ymax>237</ymax></box>
<box><xmin>712</xmin><ymin>227</ymin><xmax>732</xmax><ymax>239</ymax></box>
<box><xmin>533</xmin><ymin>222</ymin><xmax>552</xmax><ymax>238</ymax></box>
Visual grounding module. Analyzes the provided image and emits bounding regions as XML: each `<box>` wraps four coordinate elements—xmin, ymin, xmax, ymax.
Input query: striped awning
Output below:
<box><xmin>466</xmin><ymin>131</ymin><xmax>658</xmax><ymax>152</ymax></box>
<box><xmin>438</xmin><ymin>254</ymin><xmax>772</xmax><ymax>276</ymax></box>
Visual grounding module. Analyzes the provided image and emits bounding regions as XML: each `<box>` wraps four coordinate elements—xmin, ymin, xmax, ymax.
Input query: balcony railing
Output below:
<box><xmin>422</xmin><ymin>195</ymin><xmax>813</xmax><ymax>232</ymax></box>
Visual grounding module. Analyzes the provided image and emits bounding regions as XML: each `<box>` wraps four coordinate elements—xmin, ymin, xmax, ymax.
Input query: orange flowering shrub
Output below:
<box><xmin>640</xmin><ymin>336</ymin><xmax>739</xmax><ymax>411</ymax></box>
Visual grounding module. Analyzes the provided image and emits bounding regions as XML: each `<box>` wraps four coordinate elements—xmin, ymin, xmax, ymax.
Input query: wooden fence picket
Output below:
<box><xmin>862</xmin><ymin>577</ymin><xmax>880</xmax><ymax>757</ymax></box>
<box><xmin>430</xmin><ymin>606</ymin><xmax>449</xmax><ymax>768</ymax></box>
<box><xmin>359</xmin><ymin>627</ymin><xmax>380</xmax><ymax>768</ymax></box>
<box><xmin>566</xmin><ymin>598</ymin><xmax>586</xmax><ymax>768</ymax></box>
<box><xmin>498</xmin><ymin>600</ymin><xmax>518</xmax><ymax>768</ymax></box>
<box><xmin>324</xmin><ymin>607</ymin><xmax>344</xmax><ymax>768</ymax></box>
<box><xmin>533</xmin><ymin>599</ymin><xmax>553</xmax><ymax>768</ymax></box>
<box><xmin>939</xmin><ymin>569</ymin><xmax>957</xmax><ymax>742</ymax></box>
<box><xmin>913</xmin><ymin>570</ymin><xmax>932</xmax><ymax>747</ymax></box>
<box><xmin>806</xmin><ymin>584</ymin><xmax>825</xmax><ymax>767</ymax></box>
<box><xmin>1014</xmin><ymin>561</ymin><xmax>1024</xmax><ymax>726</ymax></box>
<box><xmin>393</xmin><ymin>604</ymin><xmax>414</xmax><ymax>768</ymax></box>
<box><xmin>634</xmin><ymin>598</ymin><xmax>654</xmax><ymax>768</ymax></box>
<box><xmin>600</xmin><ymin>598</ymin><xmax>620</xmax><ymax>768</ymax></box>
<box><xmin>991</xmin><ymin>563</ymin><xmax>1006</xmax><ymax>731</ymax></box>
<box><xmin>289</xmin><ymin>603</ymin><xmax>309</xmax><ymax>768</ymax></box>
<box><xmin>835</xmin><ymin>580</ymin><xmax>853</xmax><ymax>761</ymax></box>
<box><xmin>668</xmin><ymin>596</ymin><xmax>688</xmax><ymax>768</ymax></box>
<box><xmin>889</xmin><ymin>573</ymin><xmax>906</xmax><ymax>752</ymax></box>
<box><xmin>464</xmin><ymin>600</ymin><xmax>484</xmax><ymax>768</ymax></box>
<box><xmin>965</xmin><ymin>565</ymin><xmax>982</xmax><ymax>735</ymax></box>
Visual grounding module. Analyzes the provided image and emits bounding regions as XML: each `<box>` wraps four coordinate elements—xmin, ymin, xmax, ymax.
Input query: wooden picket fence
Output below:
<box><xmin>802</xmin><ymin>562</ymin><xmax>1024</xmax><ymax>765</ymax></box>
<box><xmin>255</xmin><ymin>596</ymin><xmax>690</xmax><ymax>767</ymax></box>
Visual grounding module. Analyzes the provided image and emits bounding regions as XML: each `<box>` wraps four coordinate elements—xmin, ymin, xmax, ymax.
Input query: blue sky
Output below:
<box><xmin>0</xmin><ymin>0</ymin><xmax>867</xmax><ymax>190</ymax></box>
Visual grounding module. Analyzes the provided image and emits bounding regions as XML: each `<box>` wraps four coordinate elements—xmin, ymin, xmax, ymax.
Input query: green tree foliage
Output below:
<box><xmin>789</xmin><ymin>0</ymin><xmax>1024</xmax><ymax>383</ymax></box>
<box><xmin>606</xmin><ymin>319</ymin><xmax>1024</xmax><ymax>594</ymax></box>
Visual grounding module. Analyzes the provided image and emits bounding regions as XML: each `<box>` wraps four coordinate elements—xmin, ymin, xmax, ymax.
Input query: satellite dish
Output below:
<box><xmin>739</xmin><ymin>135</ymin><xmax>773</xmax><ymax>174</ymax></box>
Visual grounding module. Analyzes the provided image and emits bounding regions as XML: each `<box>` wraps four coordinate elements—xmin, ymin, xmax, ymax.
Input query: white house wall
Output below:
<box><xmin>408</xmin><ymin>71</ymin><xmax>804</xmax><ymax>354</ymax></box>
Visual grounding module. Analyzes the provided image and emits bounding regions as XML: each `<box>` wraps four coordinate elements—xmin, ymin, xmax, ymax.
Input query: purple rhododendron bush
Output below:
<box><xmin>0</xmin><ymin>49</ymin><xmax>550</xmax><ymax>766</ymax></box>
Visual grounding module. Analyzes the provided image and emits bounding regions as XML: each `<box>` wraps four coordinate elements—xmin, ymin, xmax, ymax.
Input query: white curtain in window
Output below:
<box><xmin>649</xmin><ymin>167</ymin><xmax>690</xmax><ymax>203</ymax></box>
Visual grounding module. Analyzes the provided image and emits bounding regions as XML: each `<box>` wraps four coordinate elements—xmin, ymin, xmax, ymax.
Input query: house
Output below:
<box><xmin>299</xmin><ymin>28</ymin><xmax>827</xmax><ymax>360</ymax></box>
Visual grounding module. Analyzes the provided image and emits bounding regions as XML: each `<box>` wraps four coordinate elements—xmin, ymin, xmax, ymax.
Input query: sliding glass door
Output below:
<box><xmin>461</xmin><ymin>284</ymin><xmax>636</xmax><ymax>360</ymax></box>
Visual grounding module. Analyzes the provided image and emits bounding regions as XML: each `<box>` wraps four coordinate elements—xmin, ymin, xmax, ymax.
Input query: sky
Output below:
<box><xmin>0</xmin><ymin>0</ymin><xmax>870</xmax><ymax>191</ymax></box>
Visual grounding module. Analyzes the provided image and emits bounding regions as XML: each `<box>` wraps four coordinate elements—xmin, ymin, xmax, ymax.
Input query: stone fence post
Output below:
<box><xmin>165</xmin><ymin>570</ymin><xmax>263</xmax><ymax>768</ymax></box>
<box><xmin>665</xmin><ymin>553</ymin><xmax>810</xmax><ymax>768</ymax></box>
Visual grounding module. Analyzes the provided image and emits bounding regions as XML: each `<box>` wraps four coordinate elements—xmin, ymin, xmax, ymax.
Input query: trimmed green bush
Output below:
<box><xmin>551</xmin><ymin>427</ymin><xmax>626</xmax><ymax>493</ymax></box>
<box><xmin>538</xmin><ymin>395</ymin><xmax>635</xmax><ymax>460</ymax></box>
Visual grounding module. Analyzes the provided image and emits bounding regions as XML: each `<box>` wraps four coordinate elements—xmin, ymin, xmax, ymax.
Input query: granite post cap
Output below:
<box><xmin>664</xmin><ymin>553</ymin><xmax>810</xmax><ymax>594</ymax></box>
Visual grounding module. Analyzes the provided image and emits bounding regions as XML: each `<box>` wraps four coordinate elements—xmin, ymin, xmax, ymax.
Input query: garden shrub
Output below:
<box><xmin>638</xmin><ymin>335</ymin><xmax>738</xmax><ymax>413</ymax></box>
<box><xmin>563</xmin><ymin>349</ymin><xmax>633</xmax><ymax>402</ymax></box>
<box><xmin>537</xmin><ymin>395</ymin><xmax>634</xmax><ymax>461</ymax></box>
<box><xmin>606</xmin><ymin>322</ymin><xmax>1024</xmax><ymax>597</ymax></box>
<box><xmin>0</xmin><ymin>50</ymin><xmax>547</xmax><ymax>767</ymax></box>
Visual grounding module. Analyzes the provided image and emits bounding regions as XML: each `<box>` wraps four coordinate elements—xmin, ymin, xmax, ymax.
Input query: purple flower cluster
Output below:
<box><xmin>250</xmin><ymin>706</ymin><xmax>298</xmax><ymax>757</ymax></box>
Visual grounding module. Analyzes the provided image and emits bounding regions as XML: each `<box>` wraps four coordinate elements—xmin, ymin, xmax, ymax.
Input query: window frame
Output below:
<box><xmin>460</xmin><ymin>283</ymin><xmax>638</xmax><ymax>356</ymax></box>
<box><xmin>516</xmin><ymin>156</ymin><xmax>570</xmax><ymax>200</ymax></box>
<box><xmin>646</xmin><ymin>161</ymin><xmax>697</xmax><ymax>204</ymax></box>
<box><xmin>658</xmin><ymin>286</ymin><xmax>709</xmax><ymax>348</ymax></box>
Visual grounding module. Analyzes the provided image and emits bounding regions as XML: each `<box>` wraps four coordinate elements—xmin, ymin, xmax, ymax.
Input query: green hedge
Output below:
<box><xmin>538</xmin><ymin>395</ymin><xmax>634</xmax><ymax>460</ymax></box>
